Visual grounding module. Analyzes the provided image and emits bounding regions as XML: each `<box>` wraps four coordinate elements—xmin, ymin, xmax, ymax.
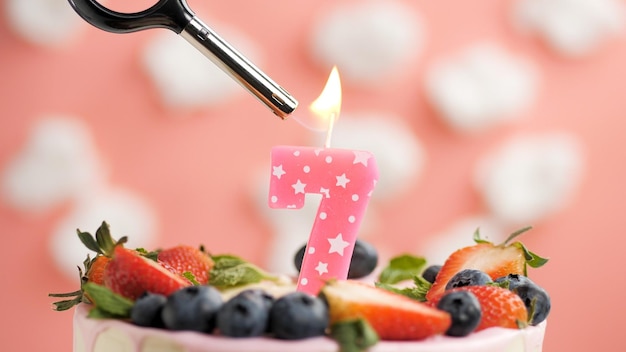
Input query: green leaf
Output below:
<box><xmin>375</xmin><ymin>275</ymin><xmax>430</xmax><ymax>302</ymax></box>
<box><xmin>83</xmin><ymin>283</ymin><xmax>134</xmax><ymax>318</ymax></box>
<box><xmin>209</xmin><ymin>255</ymin><xmax>278</xmax><ymax>289</ymax></box>
<box><xmin>136</xmin><ymin>248</ymin><xmax>160</xmax><ymax>262</ymax></box>
<box><xmin>77</xmin><ymin>230</ymin><xmax>101</xmax><ymax>254</ymax></box>
<box><xmin>182</xmin><ymin>271</ymin><xmax>200</xmax><ymax>286</ymax></box>
<box><xmin>95</xmin><ymin>221</ymin><xmax>116</xmax><ymax>255</ymax></box>
<box><xmin>329</xmin><ymin>319</ymin><xmax>379</xmax><ymax>352</ymax></box>
<box><xmin>503</xmin><ymin>226</ymin><xmax>533</xmax><ymax>245</ymax></box>
<box><xmin>377</xmin><ymin>254</ymin><xmax>427</xmax><ymax>285</ymax></box>
<box><xmin>473</xmin><ymin>227</ymin><xmax>492</xmax><ymax>244</ymax></box>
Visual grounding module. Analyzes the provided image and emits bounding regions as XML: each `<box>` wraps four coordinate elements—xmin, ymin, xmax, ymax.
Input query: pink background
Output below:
<box><xmin>1</xmin><ymin>0</ymin><xmax>625</xmax><ymax>351</ymax></box>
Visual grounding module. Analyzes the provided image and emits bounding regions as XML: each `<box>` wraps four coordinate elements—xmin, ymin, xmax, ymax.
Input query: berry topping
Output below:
<box><xmin>495</xmin><ymin>274</ymin><xmax>551</xmax><ymax>325</ymax></box>
<box><xmin>422</xmin><ymin>265</ymin><xmax>441</xmax><ymax>284</ymax></box>
<box><xmin>346</xmin><ymin>239</ymin><xmax>379</xmax><ymax>279</ymax></box>
<box><xmin>104</xmin><ymin>246</ymin><xmax>191</xmax><ymax>301</ymax></box>
<box><xmin>130</xmin><ymin>292</ymin><xmax>167</xmax><ymax>328</ymax></box>
<box><xmin>294</xmin><ymin>239</ymin><xmax>379</xmax><ymax>279</ymax></box>
<box><xmin>157</xmin><ymin>245</ymin><xmax>214</xmax><ymax>285</ymax></box>
<box><xmin>426</xmin><ymin>227</ymin><xmax>548</xmax><ymax>301</ymax></box>
<box><xmin>269</xmin><ymin>292</ymin><xmax>329</xmax><ymax>340</ymax></box>
<box><xmin>436</xmin><ymin>290</ymin><xmax>482</xmax><ymax>337</ymax></box>
<box><xmin>445</xmin><ymin>269</ymin><xmax>493</xmax><ymax>290</ymax></box>
<box><xmin>217</xmin><ymin>289</ymin><xmax>274</xmax><ymax>337</ymax></box>
<box><xmin>162</xmin><ymin>285</ymin><xmax>223</xmax><ymax>332</ymax></box>
<box><xmin>321</xmin><ymin>280</ymin><xmax>451</xmax><ymax>340</ymax></box>
<box><xmin>431</xmin><ymin>285</ymin><xmax>528</xmax><ymax>331</ymax></box>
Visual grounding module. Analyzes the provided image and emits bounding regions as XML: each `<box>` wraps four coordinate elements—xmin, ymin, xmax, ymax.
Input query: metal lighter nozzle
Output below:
<box><xmin>181</xmin><ymin>17</ymin><xmax>298</xmax><ymax>119</ymax></box>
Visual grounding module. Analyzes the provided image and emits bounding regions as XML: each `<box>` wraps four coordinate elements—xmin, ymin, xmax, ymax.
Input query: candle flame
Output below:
<box><xmin>310</xmin><ymin>66</ymin><xmax>342</xmax><ymax>147</ymax></box>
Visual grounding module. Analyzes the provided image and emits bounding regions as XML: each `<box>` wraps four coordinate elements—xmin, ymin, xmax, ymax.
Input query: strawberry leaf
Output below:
<box><xmin>473</xmin><ymin>227</ymin><xmax>493</xmax><ymax>244</ymax></box>
<box><xmin>375</xmin><ymin>275</ymin><xmax>430</xmax><ymax>302</ymax></box>
<box><xmin>516</xmin><ymin>243</ymin><xmax>549</xmax><ymax>269</ymax></box>
<box><xmin>377</xmin><ymin>254</ymin><xmax>426</xmax><ymax>285</ymax></box>
<box><xmin>182</xmin><ymin>271</ymin><xmax>200</xmax><ymax>285</ymax></box>
<box><xmin>209</xmin><ymin>255</ymin><xmax>279</xmax><ymax>289</ymax></box>
<box><xmin>77</xmin><ymin>230</ymin><xmax>101</xmax><ymax>254</ymax></box>
<box><xmin>329</xmin><ymin>318</ymin><xmax>379</xmax><ymax>352</ymax></box>
<box><xmin>503</xmin><ymin>226</ymin><xmax>533</xmax><ymax>245</ymax></box>
<box><xmin>95</xmin><ymin>221</ymin><xmax>116</xmax><ymax>255</ymax></box>
<box><xmin>83</xmin><ymin>283</ymin><xmax>134</xmax><ymax>318</ymax></box>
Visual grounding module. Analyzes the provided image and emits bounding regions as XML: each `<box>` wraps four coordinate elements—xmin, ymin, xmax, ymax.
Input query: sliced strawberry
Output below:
<box><xmin>321</xmin><ymin>280</ymin><xmax>451</xmax><ymax>340</ymax></box>
<box><xmin>430</xmin><ymin>285</ymin><xmax>528</xmax><ymax>331</ymax></box>
<box><xmin>426</xmin><ymin>227</ymin><xmax>548</xmax><ymax>301</ymax></box>
<box><xmin>104</xmin><ymin>246</ymin><xmax>191</xmax><ymax>301</ymax></box>
<box><xmin>157</xmin><ymin>245</ymin><xmax>214</xmax><ymax>285</ymax></box>
<box><xmin>87</xmin><ymin>255</ymin><xmax>110</xmax><ymax>285</ymax></box>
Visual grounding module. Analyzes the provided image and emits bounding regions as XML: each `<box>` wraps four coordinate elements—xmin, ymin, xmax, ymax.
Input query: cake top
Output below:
<box><xmin>50</xmin><ymin>221</ymin><xmax>550</xmax><ymax>351</ymax></box>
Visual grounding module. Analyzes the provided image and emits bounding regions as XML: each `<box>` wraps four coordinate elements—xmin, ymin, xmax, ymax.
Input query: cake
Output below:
<box><xmin>52</xmin><ymin>223</ymin><xmax>550</xmax><ymax>352</ymax></box>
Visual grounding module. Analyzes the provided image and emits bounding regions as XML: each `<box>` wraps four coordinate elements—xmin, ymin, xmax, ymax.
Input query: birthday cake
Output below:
<box><xmin>52</xmin><ymin>223</ymin><xmax>550</xmax><ymax>352</ymax></box>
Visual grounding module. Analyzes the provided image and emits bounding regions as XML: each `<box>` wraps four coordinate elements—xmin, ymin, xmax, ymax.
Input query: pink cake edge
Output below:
<box><xmin>74</xmin><ymin>303</ymin><xmax>546</xmax><ymax>352</ymax></box>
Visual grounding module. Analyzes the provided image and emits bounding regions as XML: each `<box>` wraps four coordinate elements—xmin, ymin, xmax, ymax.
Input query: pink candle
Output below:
<box><xmin>268</xmin><ymin>67</ymin><xmax>379</xmax><ymax>294</ymax></box>
<box><xmin>269</xmin><ymin>147</ymin><xmax>378</xmax><ymax>294</ymax></box>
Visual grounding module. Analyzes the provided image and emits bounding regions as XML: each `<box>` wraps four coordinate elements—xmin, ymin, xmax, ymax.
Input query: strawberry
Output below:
<box><xmin>430</xmin><ymin>285</ymin><xmax>528</xmax><ymax>331</ymax></box>
<box><xmin>104</xmin><ymin>246</ymin><xmax>191</xmax><ymax>301</ymax></box>
<box><xmin>87</xmin><ymin>255</ymin><xmax>110</xmax><ymax>285</ymax></box>
<box><xmin>426</xmin><ymin>227</ymin><xmax>548</xmax><ymax>301</ymax></box>
<box><xmin>49</xmin><ymin>222</ymin><xmax>126</xmax><ymax>310</ymax></box>
<box><xmin>321</xmin><ymin>280</ymin><xmax>451</xmax><ymax>340</ymax></box>
<box><xmin>157</xmin><ymin>245</ymin><xmax>214</xmax><ymax>285</ymax></box>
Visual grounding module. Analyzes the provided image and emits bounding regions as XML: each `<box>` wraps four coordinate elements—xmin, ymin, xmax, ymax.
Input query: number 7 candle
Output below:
<box><xmin>268</xmin><ymin>67</ymin><xmax>379</xmax><ymax>295</ymax></box>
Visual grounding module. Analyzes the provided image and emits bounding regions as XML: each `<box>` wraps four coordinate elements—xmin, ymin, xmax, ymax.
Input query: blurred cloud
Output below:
<box><xmin>142</xmin><ymin>26</ymin><xmax>262</xmax><ymax>110</ymax></box>
<box><xmin>2</xmin><ymin>116</ymin><xmax>108</xmax><ymax>212</ymax></box>
<box><xmin>425</xmin><ymin>42</ymin><xmax>539</xmax><ymax>133</ymax></box>
<box><xmin>310</xmin><ymin>0</ymin><xmax>424</xmax><ymax>84</ymax></box>
<box><xmin>50</xmin><ymin>187</ymin><xmax>158</xmax><ymax>280</ymax></box>
<box><xmin>513</xmin><ymin>0</ymin><xmax>626</xmax><ymax>56</ymax></box>
<box><xmin>475</xmin><ymin>132</ymin><xmax>584</xmax><ymax>225</ymax></box>
<box><xmin>5</xmin><ymin>0</ymin><xmax>84</xmax><ymax>47</ymax></box>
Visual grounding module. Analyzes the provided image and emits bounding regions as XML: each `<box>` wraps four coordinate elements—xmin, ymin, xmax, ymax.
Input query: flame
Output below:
<box><xmin>293</xmin><ymin>67</ymin><xmax>342</xmax><ymax>147</ymax></box>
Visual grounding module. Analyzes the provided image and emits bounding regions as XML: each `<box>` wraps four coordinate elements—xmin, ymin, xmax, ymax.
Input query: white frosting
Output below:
<box><xmin>74</xmin><ymin>304</ymin><xmax>545</xmax><ymax>352</ymax></box>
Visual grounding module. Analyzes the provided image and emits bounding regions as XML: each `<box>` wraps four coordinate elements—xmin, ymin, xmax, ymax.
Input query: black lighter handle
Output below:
<box><xmin>67</xmin><ymin>0</ymin><xmax>194</xmax><ymax>34</ymax></box>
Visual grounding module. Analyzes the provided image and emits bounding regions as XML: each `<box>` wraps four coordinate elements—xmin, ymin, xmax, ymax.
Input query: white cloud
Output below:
<box><xmin>2</xmin><ymin>116</ymin><xmax>108</xmax><ymax>212</ymax></box>
<box><xmin>49</xmin><ymin>187</ymin><xmax>158</xmax><ymax>280</ymax></box>
<box><xmin>5</xmin><ymin>0</ymin><xmax>84</xmax><ymax>47</ymax></box>
<box><xmin>513</xmin><ymin>0</ymin><xmax>626</xmax><ymax>56</ymax></box>
<box><xmin>475</xmin><ymin>132</ymin><xmax>584</xmax><ymax>225</ymax></box>
<box><xmin>425</xmin><ymin>43</ymin><xmax>539</xmax><ymax>133</ymax></box>
<box><xmin>142</xmin><ymin>26</ymin><xmax>262</xmax><ymax>109</ymax></box>
<box><xmin>310</xmin><ymin>1</ymin><xmax>424</xmax><ymax>84</ymax></box>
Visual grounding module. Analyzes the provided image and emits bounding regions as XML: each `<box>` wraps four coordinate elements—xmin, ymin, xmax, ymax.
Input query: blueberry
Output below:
<box><xmin>294</xmin><ymin>239</ymin><xmax>378</xmax><ymax>279</ymax></box>
<box><xmin>269</xmin><ymin>292</ymin><xmax>329</xmax><ymax>339</ymax></box>
<box><xmin>495</xmin><ymin>274</ymin><xmax>551</xmax><ymax>325</ymax></box>
<box><xmin>437</xmin><ymin>290</ymin><xmax>482</xmax><ymax>337</ymax></box>
<box><xmin>445</xmin><ymin>269</ymin><xmax>492</xmax><ymax>290</ymax></box>
<box><xmin>422</xmin><ymin>265</ymin><xmax>442</xmax><ymax>284</ymax></box>
<box><xmin>347</xmin><ymin>240</ymin><xmax>378</xmax><ymax>278</ymax></box>
<box><xmin>130</xmin><ymin>292</ymin><xmax>167</xmax><ymax>328</ymax></box>
<box><xmin>161</xmin><ymin>285</ymin><xmax>223</xmax><ymax>332</ymax></box>
<box><xmin>217</xmin><ymin>289</ymin><xmax>274</xmax><ymax>337</ymax></box>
